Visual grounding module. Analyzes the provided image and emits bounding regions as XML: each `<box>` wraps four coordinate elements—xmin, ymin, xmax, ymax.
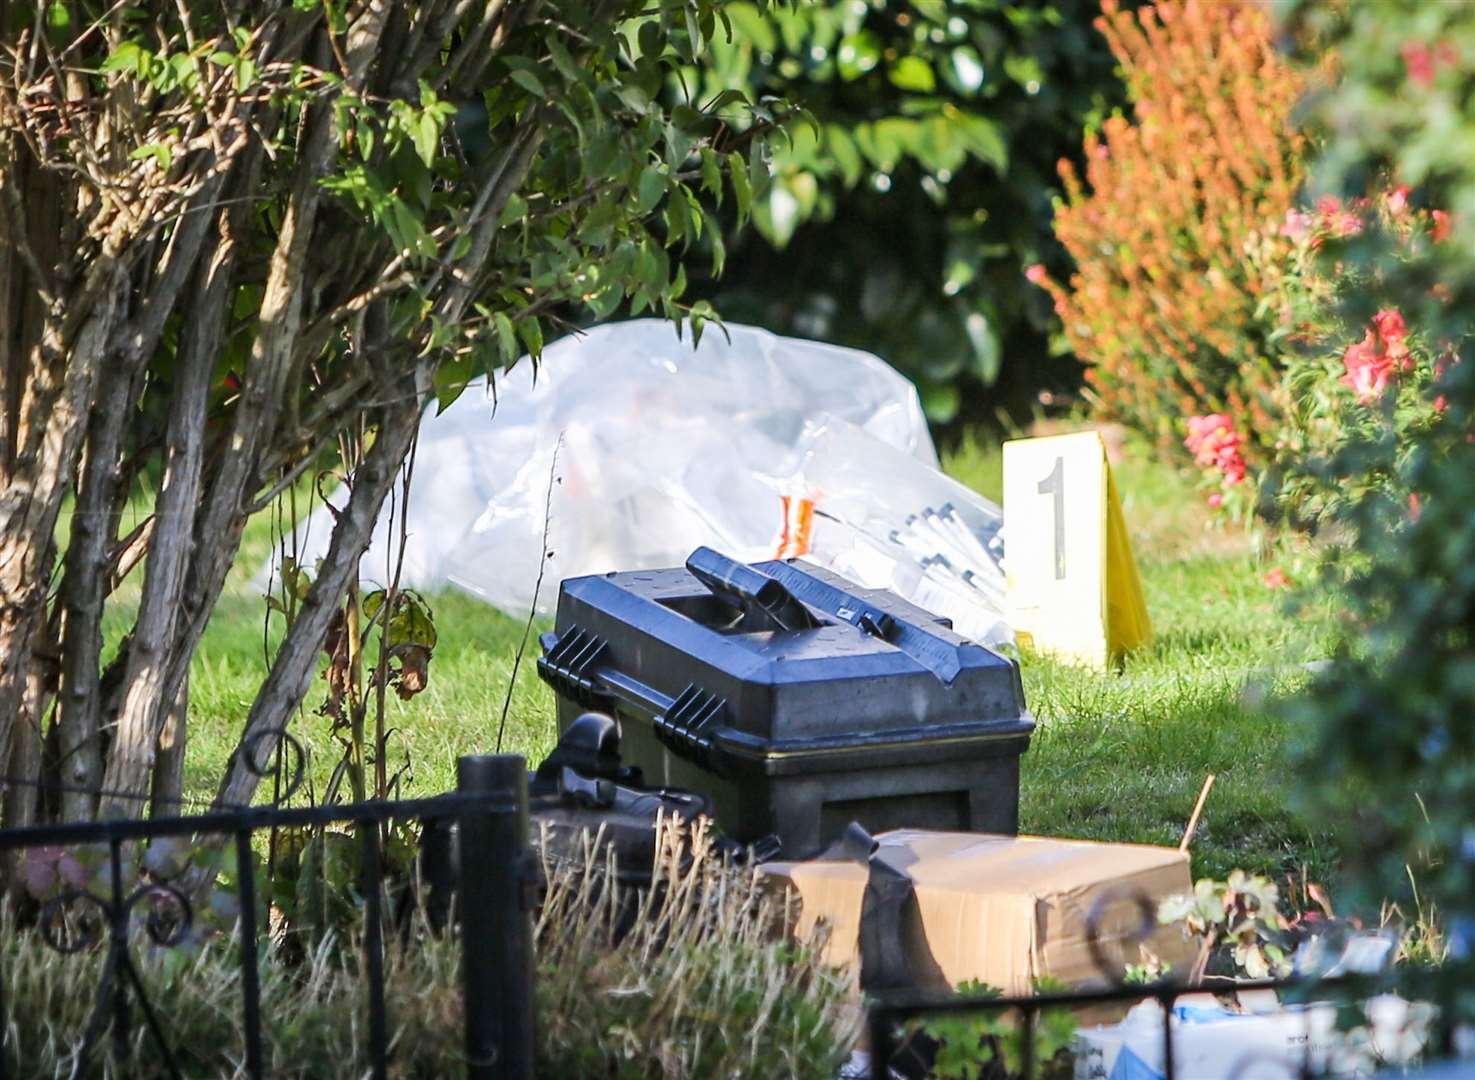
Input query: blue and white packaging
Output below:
<box><xmin>1073</xmin><ymin>993</ymin><xmax>1429</xmax><ymax>1080</ymax></box>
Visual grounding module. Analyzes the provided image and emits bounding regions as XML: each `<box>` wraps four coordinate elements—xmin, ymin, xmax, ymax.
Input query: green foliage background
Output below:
<box><xmin>1278</xmin><ymin>0</ymin><xmax>1475</xmax><ymax>1016</ymax></box>
<box><xmin>683</xmin><ymin>0</ymin><xmax>1129</xmax><ymax>424</ymax></box>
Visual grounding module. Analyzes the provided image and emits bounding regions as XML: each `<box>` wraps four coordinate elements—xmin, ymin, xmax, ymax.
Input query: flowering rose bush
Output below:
<box><xmin>1029</xmin><ymin>0</ymin><xmax>1449</xmax><ymax>528</ymax></box>
<box><xmin>1256</xmin><ymin>189</ymin><xmax>1450</xmax><ymax>528</ymax></box>
<box><xmin>1277</xmin><ymin>0</ymin><xmax>1475</xmax><ymax>1021</ymax></box>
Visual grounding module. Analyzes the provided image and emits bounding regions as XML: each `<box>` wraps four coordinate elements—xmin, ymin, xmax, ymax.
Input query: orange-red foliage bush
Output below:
<box><xmin>1033</xmin><ymin>0</ymin><xmax>1307</xmax><ymax>469</ymax></box>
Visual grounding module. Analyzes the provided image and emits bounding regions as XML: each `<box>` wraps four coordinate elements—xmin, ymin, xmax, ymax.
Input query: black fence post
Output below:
<box><xmin>458</xmin><ymin>754</ymin><xmax>533</xmax><ymax>1080</ymax></box>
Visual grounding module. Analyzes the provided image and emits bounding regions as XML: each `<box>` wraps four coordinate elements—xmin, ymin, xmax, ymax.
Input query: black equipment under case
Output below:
<box><xmin>537</xmin><ymin>548</ymin><xmax>1034</xmax><ymax>855</ymax></box>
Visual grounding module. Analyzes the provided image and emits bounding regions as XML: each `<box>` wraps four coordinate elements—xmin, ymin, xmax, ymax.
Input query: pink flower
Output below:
<box><xmin>1184</xmin><ymin>414</ymin><xmax>1248</xmax><ymax>486</ymax></box>
<box><xmin>1374</xmin><ymin>307</ymin><xmax>1411</xmax><ymax>368</ymax></box>
<box><xmin>1025</xmin><ymin>264</ymin><xmax>1048</xmax><ymax>286</ymax></box>
<box><xmin>1313</xmin><ymin>195</ymin><xmax>1362</xmax><ymax>238</ymax></box>
<box><xmin>1340</xmin><ymin>308</ymin><xmax>1415</xmax><ymax>402</ymax></box>
<box><xmin>1387</xmin><ymin>186</ymin><xmax>1411</xmax><ymax>215</ymax></box>
<box><xmin>1403</xmin><ymin>40</ymin><xmax>1436</xmax><ymax>87</ymax></box>
<box><xmin>1281</xmin><ymin>208</ymin><xmax>1313</xmax><ymax>242</ymax></box>
<box><xmin>1409</xmin><ymin>493</ymin><xmax>1422</xmax><ymax>521</ymax></box>
<box><xmin>1340</xmin><ymin>330</ymin><xmax>1395</xmax><ymax>402</ymax></box>
<box><xmin>1207</xmin><ymin>492</ymin><xmax>1223</xmax><ymax>508</ymax></box>
<box><xmin>1263</xmin><ymin>567</ymin><xmax>1291</xmax><ymax>590</ymax></box>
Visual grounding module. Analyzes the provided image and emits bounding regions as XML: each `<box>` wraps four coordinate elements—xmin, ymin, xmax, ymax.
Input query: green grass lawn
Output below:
<box><xmin>146</xmin><ymin>431</ymin><xmax>1338</xmax><ymax>885</ymax></box>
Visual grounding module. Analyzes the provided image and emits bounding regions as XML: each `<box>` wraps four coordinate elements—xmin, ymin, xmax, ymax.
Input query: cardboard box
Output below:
<box><xmin>758</xmin><ymin>830</ymin><xmax>1197</xmax><ymax>995</ymax></box>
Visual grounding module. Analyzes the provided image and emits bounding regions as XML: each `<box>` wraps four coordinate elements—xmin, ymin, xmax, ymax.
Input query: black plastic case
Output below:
<box><xmin>537</xmin><ymin>548</ymin><xmax>1034</xmax><ymax>855</ymax></box>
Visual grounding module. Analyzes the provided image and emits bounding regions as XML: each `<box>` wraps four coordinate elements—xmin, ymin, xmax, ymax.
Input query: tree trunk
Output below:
<box><xmin>149</xmin><ymin>676</ymin><xmax>188</xmax><ymax>819</ymax></box>
<box><xmin>98</xmin><ymin>240</ymin><xmax>235</xmax><ymax>816</ymax></box>
<box><xmin>3</xmin><ymin>620</ymin><xmax>55</xmax><ymax>829</ymax></box>
<box><xmin>52</xmin><ymin>358</ymin><xmax>138</xmax><ymax>821</ymax></box>
<box><xmin>212</xmin><ymin>386</ymin><xmax>423</xmax><ymax>811</ymax></box>
<box><xmin>0</xmin><ymin>284</ymin><xmax>123</xmax><ymax>805</ymax></box>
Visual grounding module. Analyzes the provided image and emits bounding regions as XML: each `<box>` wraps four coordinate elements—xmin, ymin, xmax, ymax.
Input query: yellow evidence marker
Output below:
<box><xmin>1002</xmin><ymin>430</ymin><xmax>1151</xmax><ymax>669</ymax></box>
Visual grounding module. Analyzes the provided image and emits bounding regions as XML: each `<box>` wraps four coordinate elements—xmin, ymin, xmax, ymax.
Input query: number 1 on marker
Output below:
<box><xmin>1037</xmin><ymin>455</ymin><xmax>1065</xmax><ymax>580</ymax></box>
<box><xmin>1003</xmin><ymin>430</ymin><xmax>1151</xmax><ymax>668</ymax></box>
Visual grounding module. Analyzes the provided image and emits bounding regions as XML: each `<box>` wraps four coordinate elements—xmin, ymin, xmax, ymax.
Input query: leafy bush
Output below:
<box><xmin>3</xmin><ymin>821</ymin><xmax>854</xmax><ymax>1078</ymax></box>
<box><xmin>1258</xmin><ymin>192</ymin><xmax>1449</xmax><ymax>528</ymax></box>
<box><xmin>686</xmin><ymin>0</ymin><xmax>1130</xmax><ymax>422</ymax></box>
<box><xmin>917</xmin><ymin>979</ymin><xmax>1076</xmax><ymax>1080</ymax></box>
<box><xmin>1275</xmin><ymin>0</ymin><xmax>1475</xmax><ymax>1021</ymax></box>
<box><xmin>1031</xmin><ymin>0</ymin><xmax>1308</xmax><ymax>480</ymax></box>
<box><xmin>0</xmin><ymin>0</ymin><xmax>779</xmax><ymax>830</ymax></box>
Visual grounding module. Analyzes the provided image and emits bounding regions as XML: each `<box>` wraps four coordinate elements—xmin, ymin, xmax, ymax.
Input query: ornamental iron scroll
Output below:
<box><xmin>34</xmin><ymin>840</ymin><xmax>196</xmax><ymax>1079</ymax></box>
<box><xmin>0</xmin><ymin>757</ymin><xmax>533</xmax><ymax>1080</ymax></box>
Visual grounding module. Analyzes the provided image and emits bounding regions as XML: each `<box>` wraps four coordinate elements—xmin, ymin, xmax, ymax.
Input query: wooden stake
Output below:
<box><xmin>1179</xmin><ymin>773</ymin><xmax>1216</xmax><ymax>853</ymax></box>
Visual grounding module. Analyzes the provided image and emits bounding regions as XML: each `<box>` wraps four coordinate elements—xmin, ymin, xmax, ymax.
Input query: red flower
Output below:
<box><xmin>1340</xmin><ymin>330</ymin><xmax>1395</xmax><ymax>402</ymax></box>
<box><xmin>1432</xmin><ymin>210</ymin><xmax>1453</xmax><ymax>243</ymax></box>
<box><xmin>1373</xmin><ymin>308</ymin><xmax>1411</xmax><ymax>369</ymax></box>
<box><xmin>1207</xmin><ymin>492</ymin><xmax>1223</xmax><ymax>509</ymax></box>
<box><xmin>1404</xmin><ymin>40</ymin><xmax>1460</xmax><ymax>88</ymax></box>
<box><xmin>1403</xmin><ymin>40</ymin><xmax>1436</xmax><ymax>87</ymax></box>
<box><xmin>1263</xmin><ymin>567</ymin><xmax>1291</xmax><ymax>590</ymax></box>
<box><xmin>1314</xmin><ymin>195</ymin><xmax>1362</xmax><ymax>238</ymax></box>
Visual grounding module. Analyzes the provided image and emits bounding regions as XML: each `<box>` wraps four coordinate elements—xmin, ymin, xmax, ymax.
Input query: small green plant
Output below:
<box><xmin>1121</xmin><ymin>956</ymin><xmax>1173</xmax><ymax>986</ymax></box>
<box><xmin>917</xmin><ymin>979</ymin><xmax>1077</xmax><ymax>1080</ymax></box>
<box><xmin>1158</xmin><ymin>871</ymin><xmax>1293</xmax><ymax>981</ymax></box>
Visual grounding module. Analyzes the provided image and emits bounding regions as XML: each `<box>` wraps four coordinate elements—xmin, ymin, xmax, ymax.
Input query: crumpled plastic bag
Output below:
<box><xmin>258</xmin><ymin>319</ymin><xmax>1010</xmax><ymax>647</ymax></box>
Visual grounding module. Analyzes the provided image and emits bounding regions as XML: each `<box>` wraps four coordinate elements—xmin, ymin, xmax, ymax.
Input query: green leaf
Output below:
<box><xmin>509</xmin><ymin>68</ymin><xmax>544</xmax><ymax>98</ymax></box>
<box><xmin>710</xmin><ymin>228</ymin><xmax>726</xmax><ymax>277</ymax></box>
<box><xmin>965</xmin><ymin>311</ymin><xmax>1002</xmax><ymax>384</ymax></box>
<box><xmin>517</xmin><ymin>316</ymin><xmax>543</xmax><ymax>358</ymax></box>
<box><xmin>889</xmin><ymin>56</ymin><xmax>936</xmax><ymax>93</ymax></box>
<box><xmin>101</xmin><ymin>41</ymin><xmax>147</xmax><ymax>76</ymax></box>
<box><xmin>826</xmin><ymin>126</ymin><xmax>863</xmax><ymax>187</ymax></box>
<box><xmin>546</xmin><ymin>37</ymin><xmax>583</xmax><ymax>86</ymax></box>
<box><xmin>129</xmin><ymin>142</ymin><xmax>173</xmax><ymax>171</ymax></box>
<box><xmin>637</xmin><ymin>165</ymin><xmax>666</xmax><ymax>213</ymax></box>
<box><xmin>836</xmin><ymin>30</ymin><xmax>881</xmax><ymax>81</ymax></box>
<box><xmin>700</xmin><ymin>148</ymin><xmax>723</xmax><ymax>202</ymax></box>
<box><xmin>637</xmin><ymin>19</ymin><xmax>665</xmax><ymax>60</ymax></box>
<box><xmin>729</xmin><ymin>151</ymin><xmax>752</xmax><ymax>223</ymax></box>
<box><xmin>920</xmin><ymin>381</ymin><xmax>960</xmax><ymax>423</ymax></box>
<box><xmin>234</xmin><ymin>57</ymin><xmax>257</xmax><ymax>94</ymax></box>
<box><xmin>494</xmin><ymin>313</ymin><xmax>518</xmax><ymax>361</ymax></box>
<box><xmin>958</xmin><ymin>115</ymin><xmax>1008</xmax><ymax>173</ymax></box>
<box><xmin>412</xmin><ymin>113</ymin><xmax>439</xmax><ymax>166</ymax></box>
<box><xmin>702</xmin><ymin>88</ymin><xmax>749</xmax><ymax>115</ymax></box>
<box><xmin>434</xmin><ymin>353</ymin><xmax>477</xmax><ymax>413</ymax></box>
<box><xmin>667</xmin><ymin>189</ymin><xmax>691</xmax><ymax>248</ymax></box>
<box><xmin>44</xmin><ymin>2</ymin><xmax>70</xmax><ymax>33</ymax></box>
<box><xmin>499</xmin><ymin>194</ymin><xmax>527</xmax><ymax>228</ymax></box>
<box><xmin>684</xmin><ymin>7</ymin><xmax>705</xmax><ymax>59</ymax></box>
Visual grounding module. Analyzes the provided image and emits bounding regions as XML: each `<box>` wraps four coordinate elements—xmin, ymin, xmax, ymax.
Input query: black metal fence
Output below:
<box><xmin>0</xmin><ymin>748</ymin><xmax>536</xmax><ymax>1080</ymax></box>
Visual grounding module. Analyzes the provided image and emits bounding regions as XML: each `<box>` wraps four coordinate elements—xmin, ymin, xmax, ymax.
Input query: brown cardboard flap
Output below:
<box><xmin>758</xmin><ymin>831</ymin><xmax>1197</xmax><ymax>996</ymax></box>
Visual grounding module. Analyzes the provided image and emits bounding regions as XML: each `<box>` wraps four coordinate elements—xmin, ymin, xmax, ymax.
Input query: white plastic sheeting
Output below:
<box><xmin>258</xmin><ymin>320</ymin><xmax>1010</xmax><ymax>646</ymax></box>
